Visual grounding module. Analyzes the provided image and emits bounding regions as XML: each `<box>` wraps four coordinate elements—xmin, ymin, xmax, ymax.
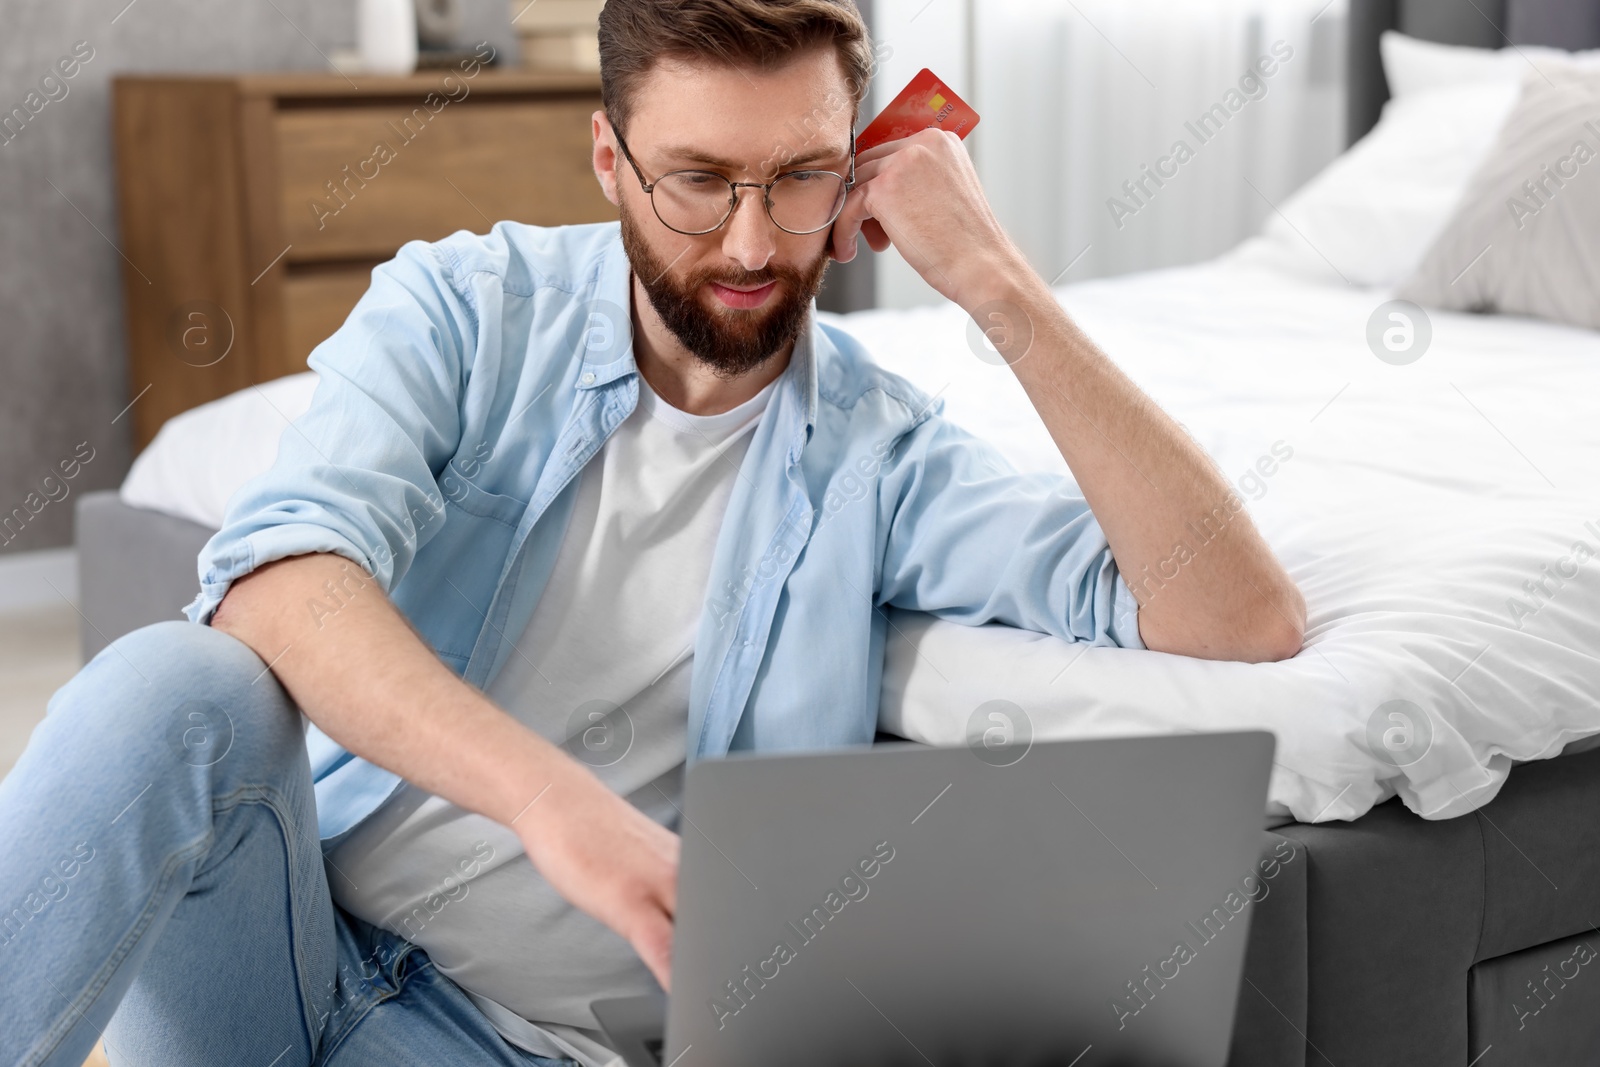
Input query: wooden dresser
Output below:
<box><xmin>112</xmin><ymin>70</ymin><xmax>616</xmax><ymax>450</ymax></box>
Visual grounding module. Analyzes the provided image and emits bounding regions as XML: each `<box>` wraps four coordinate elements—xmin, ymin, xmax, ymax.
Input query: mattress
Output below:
<box><xmin>832</xmin><ymin>238</ymin><xmax>1600</xmax><ymax>823</ymax></box>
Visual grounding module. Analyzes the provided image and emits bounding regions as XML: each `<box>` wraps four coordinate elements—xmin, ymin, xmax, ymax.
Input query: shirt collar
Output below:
<box><xmin>571</xmin><ymin>227</ymin><xmax>639</xmax><ymax>390</ymax></box>
<box><xmin>781</xmin><ymin>309</ymin><xmax>820</xmax><ymax>461</ymax></box>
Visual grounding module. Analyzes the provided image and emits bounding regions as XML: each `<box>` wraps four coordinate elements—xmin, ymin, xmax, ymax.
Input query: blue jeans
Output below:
<box><xmin>0</xmin><ymin>621</ymin><xmax>577</xmax><ymax>1067</ymax></box>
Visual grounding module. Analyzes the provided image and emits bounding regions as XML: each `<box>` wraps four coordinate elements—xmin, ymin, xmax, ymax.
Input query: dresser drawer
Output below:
<box><xmin>116</xmin><ymin>71</ymin><xmax>608</xmax><ymax>449</ymax></box>
<box><xmin>277</xmin><ymin>267</ymin><xmax>376</xmax><ymax>378</ymax></box>
<box><xmin>274</xmin><ymin>96</ymin><xmax>614</xmax><ymax>261</ymax></box>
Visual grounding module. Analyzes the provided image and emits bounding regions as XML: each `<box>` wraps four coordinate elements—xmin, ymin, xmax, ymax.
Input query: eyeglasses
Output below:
<box><xmin>614</xmin><ymin>130</ymin><xmax>856</xmax><ymax>236</ymax></box>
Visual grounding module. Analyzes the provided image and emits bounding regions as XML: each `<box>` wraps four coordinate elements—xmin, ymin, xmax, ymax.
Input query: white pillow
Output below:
<box><xmin>1397</xmin><ymin>61</ymin><xmax>1600</xmax><ymax>330</ymax></box>
<box><xmin>1240</xmin><ymin>33</ymin><xmax>1600</xmax><ymax>289</ymax></box>
<box><xmin>121</xmin><ymin>372</ymin><xmax>319</xmax><ymax>528</ymax></box>
<box><xmin>1379</xmin><ymin>30</ymin><xmax>1598</xmax><ymax>98</ymax></box>
<box><xmin>1248</xmin><ymin>79</ymin><xmax>1519</xmax><ymax>287</ymax></box>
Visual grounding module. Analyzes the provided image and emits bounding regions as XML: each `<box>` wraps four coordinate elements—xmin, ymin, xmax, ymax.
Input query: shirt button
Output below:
<box><xmin>580</xmin><ymin>372</ymin><xmax>596</xmax><ymax>385</ymax></box>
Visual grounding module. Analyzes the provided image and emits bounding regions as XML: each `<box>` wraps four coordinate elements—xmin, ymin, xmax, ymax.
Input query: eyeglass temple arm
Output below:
<box><xmin>613</xmin><ymin>131</ymin><xmax>656</xmax><ymax>193</ymax></box>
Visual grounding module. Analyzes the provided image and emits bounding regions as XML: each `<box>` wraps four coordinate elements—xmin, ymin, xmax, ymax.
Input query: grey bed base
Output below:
<box><xmin>74</xmin><ymin>489</ymin><xmax>1600</xmax><ymax>1064</ymax></box>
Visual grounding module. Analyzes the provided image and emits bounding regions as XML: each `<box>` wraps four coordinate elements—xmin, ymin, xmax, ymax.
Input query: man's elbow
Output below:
<box><xmin>1140</xmin><ymin>583</ymin><xmax>1306</xmax><ymax>663</ymax></box>
<box><xmin>1242</xmin><ymin>618</ymin><xmax>1304</xmax><ymax>663</ymax></box>
<box><xmin>1238</xmin><ymin>583</ymin><xmax>1306</xmax><ymax>663</ymax></box>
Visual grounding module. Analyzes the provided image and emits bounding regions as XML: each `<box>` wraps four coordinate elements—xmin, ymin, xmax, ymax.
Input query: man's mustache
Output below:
<box><xmin>686</xmin><ymin>265</ymin><xmax>805</xmax><ymax>290</ymax></box>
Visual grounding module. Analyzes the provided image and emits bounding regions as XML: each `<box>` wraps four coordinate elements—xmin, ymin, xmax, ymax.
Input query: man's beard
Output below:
<box><xmin>619</xmin><ymin>202</ymin><xmax>830</xmax><ymax>380</ymax></box>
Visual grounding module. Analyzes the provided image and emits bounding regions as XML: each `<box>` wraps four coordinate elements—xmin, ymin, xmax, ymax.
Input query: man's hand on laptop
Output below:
<box><xmin>517</xmin><ymin>757</ymin><xmax>681</xmax><ymax>991</ymax></box>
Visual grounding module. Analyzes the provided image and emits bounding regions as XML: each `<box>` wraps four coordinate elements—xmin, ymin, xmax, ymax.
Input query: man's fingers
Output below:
<box><xmin>635</xmin><ymin>829</ymin><xmax>678</xmax><ymax>987</ymax></box>
<box><xmin>829</xmin><ymin>191</ymin><xmax>863</xmax><ymax>261</ymax></box>
<box><xmin>659</xmin><ymin>853</ymin><xmax>679</xmax><ymax>918</ymax></box>
<box><xmin>830</xmin><ymin>186</ymin><xmax>876</xmax><ymax>263</ymax></box>
<box><xmin>861</xmin><ymin>219</ymin><xmax>891</xmax><ymax>253</ymax></box>
<box><xmin>832</xmin><ymin>209</ymin><xmax>891</xmax><ymax>262</ymax></box>
<box><xmin>852</xmin><ymin>136</ymin><xmax>918</xmax><ymax>166</ymax></box>
<box><xmin>634</xmin><ymin>907</ymin><xmax>675</xmax><ymax>992</ymax></box>
<box><xmin>829</xmin><ymin>151</ymin><xmax>899</xmax><ymax>262</ymax></box>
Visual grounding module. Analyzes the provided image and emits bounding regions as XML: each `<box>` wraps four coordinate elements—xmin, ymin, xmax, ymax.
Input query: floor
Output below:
<box><xmin>0</xmin><ymin>601</ymin><xmax>81</xmax><ymax>777</ymax></box>
<box><xmin>0</xmin><ymin>604</ymin><xmax>110</xmax><ymax>1066</ymax></box>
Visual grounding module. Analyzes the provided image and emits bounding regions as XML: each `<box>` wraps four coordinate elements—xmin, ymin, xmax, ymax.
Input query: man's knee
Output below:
<box><xmin>49</xmin><ymin>620</ymin><xmax>301</xmax><ymax>766</ymax></box>
<box><xmin>108</xmin><ymin>619</ymin><xmax>262</xmax><ymax>674</ymax></box>
<box><xmin>72</xmin><ymin>619</ymin><xmax>267</xmax><ymax>699</ymax></box>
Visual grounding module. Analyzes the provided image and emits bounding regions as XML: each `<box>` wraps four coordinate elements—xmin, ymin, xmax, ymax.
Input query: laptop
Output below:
<box><xmin>593</xmin><ymin>730</ymin><xmax>1274</xmax><ymax>1067</ymax></box>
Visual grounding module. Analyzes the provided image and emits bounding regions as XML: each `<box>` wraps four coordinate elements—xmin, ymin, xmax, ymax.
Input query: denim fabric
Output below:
<box><xmin>181</xmin><ymin>220</ymin><xmax>1144</xmax><ymax>845</ymax></box>
<box><xmin>0</xmin><ymin>622</ymin><xmax>574</xmax><ymax>1067</ymax></box>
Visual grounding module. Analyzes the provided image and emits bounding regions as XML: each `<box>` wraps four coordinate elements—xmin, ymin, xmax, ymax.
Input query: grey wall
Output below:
<box><xmin>0</xmin><ymin>0</ymin><xmax>519</xmax><ymax>555</ymax></box>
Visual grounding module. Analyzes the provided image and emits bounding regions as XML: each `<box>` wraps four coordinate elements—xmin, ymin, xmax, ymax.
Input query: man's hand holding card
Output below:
<box><xmin>830</xmin><ymin>69</ymin><xmax>1029</xmax><ymax>313</ymax></box>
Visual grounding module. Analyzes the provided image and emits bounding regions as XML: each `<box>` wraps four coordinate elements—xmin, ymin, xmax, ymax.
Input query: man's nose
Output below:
<box><xmin>720</xmin><ymin>185</ymin><xmax>776</xmax><ymax>273</ymax></box>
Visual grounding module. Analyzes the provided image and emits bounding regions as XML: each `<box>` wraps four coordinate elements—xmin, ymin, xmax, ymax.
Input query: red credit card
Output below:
<box><xmin>856</xmin><ymin>68</ymin><xmax>980</xmax><ymax>153</ymax></box>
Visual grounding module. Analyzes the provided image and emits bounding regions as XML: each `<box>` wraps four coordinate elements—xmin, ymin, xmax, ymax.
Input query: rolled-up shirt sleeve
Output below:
<box><xmin>873</xmin><ymin>408</ymin><xmax>1144</xmax><ymax>650</ymax></box>
<box><xmin>185</xmin><ymin>240</ymin><xmax>474</xmax><ymax>625</ymax></box>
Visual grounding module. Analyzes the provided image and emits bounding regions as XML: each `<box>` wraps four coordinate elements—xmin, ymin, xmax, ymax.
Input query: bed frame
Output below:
<box><xmin>71</xmin><ymin>2</ymin><xmax>1600</xmax><ymax>1060</ymax></box>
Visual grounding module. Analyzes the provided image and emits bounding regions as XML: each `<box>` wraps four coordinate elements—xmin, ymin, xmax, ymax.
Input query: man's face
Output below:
<box><xmin>597</xmin><ymin>47</ymin><xmax>856</xmax><ymax>379</ymax></box>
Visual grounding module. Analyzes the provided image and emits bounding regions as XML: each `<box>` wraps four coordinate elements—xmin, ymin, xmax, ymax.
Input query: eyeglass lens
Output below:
<box><xmin>651</xmin><ymin>170</ymin><xmax>848</xmax><ymax>235</ymax></box>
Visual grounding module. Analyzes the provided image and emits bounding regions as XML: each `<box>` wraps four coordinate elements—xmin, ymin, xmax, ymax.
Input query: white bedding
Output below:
<box><xmin>836</xmin><ymin>240</ymin><xmax>1600</xmax><ymax>823</ymax></box>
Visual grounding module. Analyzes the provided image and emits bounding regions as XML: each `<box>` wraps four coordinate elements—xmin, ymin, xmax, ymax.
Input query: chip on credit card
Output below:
<box><xmin>855</xmin><ymin>68</ymin><xmax>980</xmax><ymax>153</ymax></box>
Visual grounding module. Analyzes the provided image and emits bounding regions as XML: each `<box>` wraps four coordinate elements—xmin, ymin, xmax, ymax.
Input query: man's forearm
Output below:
<box><xmin>211</xmin><ymin>552</ymin><xmax>568</xmax><ymax>828</ymax></box>
<box><xmin>832</xmin><ymin>128</ymin><xmax>1304</xmax><ymax>661</ymax></box>
<box><xmin>211</xmin><ymin>551</ymin><xmax>681</xmax><ymax>987</ymax></box>
<box><xmin>962</xmin><ymin>266</ymin><xmax>1306</xmax><ymax>662</ymax></box>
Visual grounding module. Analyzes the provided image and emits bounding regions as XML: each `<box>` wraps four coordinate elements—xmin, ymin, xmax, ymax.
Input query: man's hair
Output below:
<box><xmin>598</xmin><ymin>0</ymin><xmax>874</xmax><ymax>138</ymax></box>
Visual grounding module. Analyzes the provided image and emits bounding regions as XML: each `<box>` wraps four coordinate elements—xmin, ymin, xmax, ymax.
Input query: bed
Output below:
<box><xmin>78</xmin><ymin>0</ymin><xmax>1600</xmax><ymax>1062</ymax></box>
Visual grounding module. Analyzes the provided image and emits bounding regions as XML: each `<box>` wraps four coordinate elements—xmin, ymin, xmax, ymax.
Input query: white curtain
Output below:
<box><xmin>870</xmin><ymin>0</ymin><xmax>1349</xmax><ymax>308</ymax></box>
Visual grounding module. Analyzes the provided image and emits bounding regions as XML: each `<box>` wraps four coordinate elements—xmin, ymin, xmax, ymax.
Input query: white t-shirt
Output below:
<box><xmin>327</xmin><ymin>368</ymin><xmax>778</xmax><ymax>1065</ymax></box>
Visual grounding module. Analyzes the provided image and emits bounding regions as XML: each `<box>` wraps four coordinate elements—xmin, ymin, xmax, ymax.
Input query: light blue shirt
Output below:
<box><xmin>186</xmin><ymin>221</ymin><xmax>1143</xmax><ymax>845</ymax></box>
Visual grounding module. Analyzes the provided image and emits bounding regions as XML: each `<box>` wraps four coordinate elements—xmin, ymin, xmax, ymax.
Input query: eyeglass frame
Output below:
<box><xmin>612</xmin><ymin>128</ymin><xmax>857</xmax><ymax>237</ymax></box>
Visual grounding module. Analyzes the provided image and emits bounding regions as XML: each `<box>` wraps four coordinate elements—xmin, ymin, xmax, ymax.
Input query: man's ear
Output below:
<box><xmin>592</xmin><ymin>111</ymin><xmax>621</xmax><ymax>207</ymax></box>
